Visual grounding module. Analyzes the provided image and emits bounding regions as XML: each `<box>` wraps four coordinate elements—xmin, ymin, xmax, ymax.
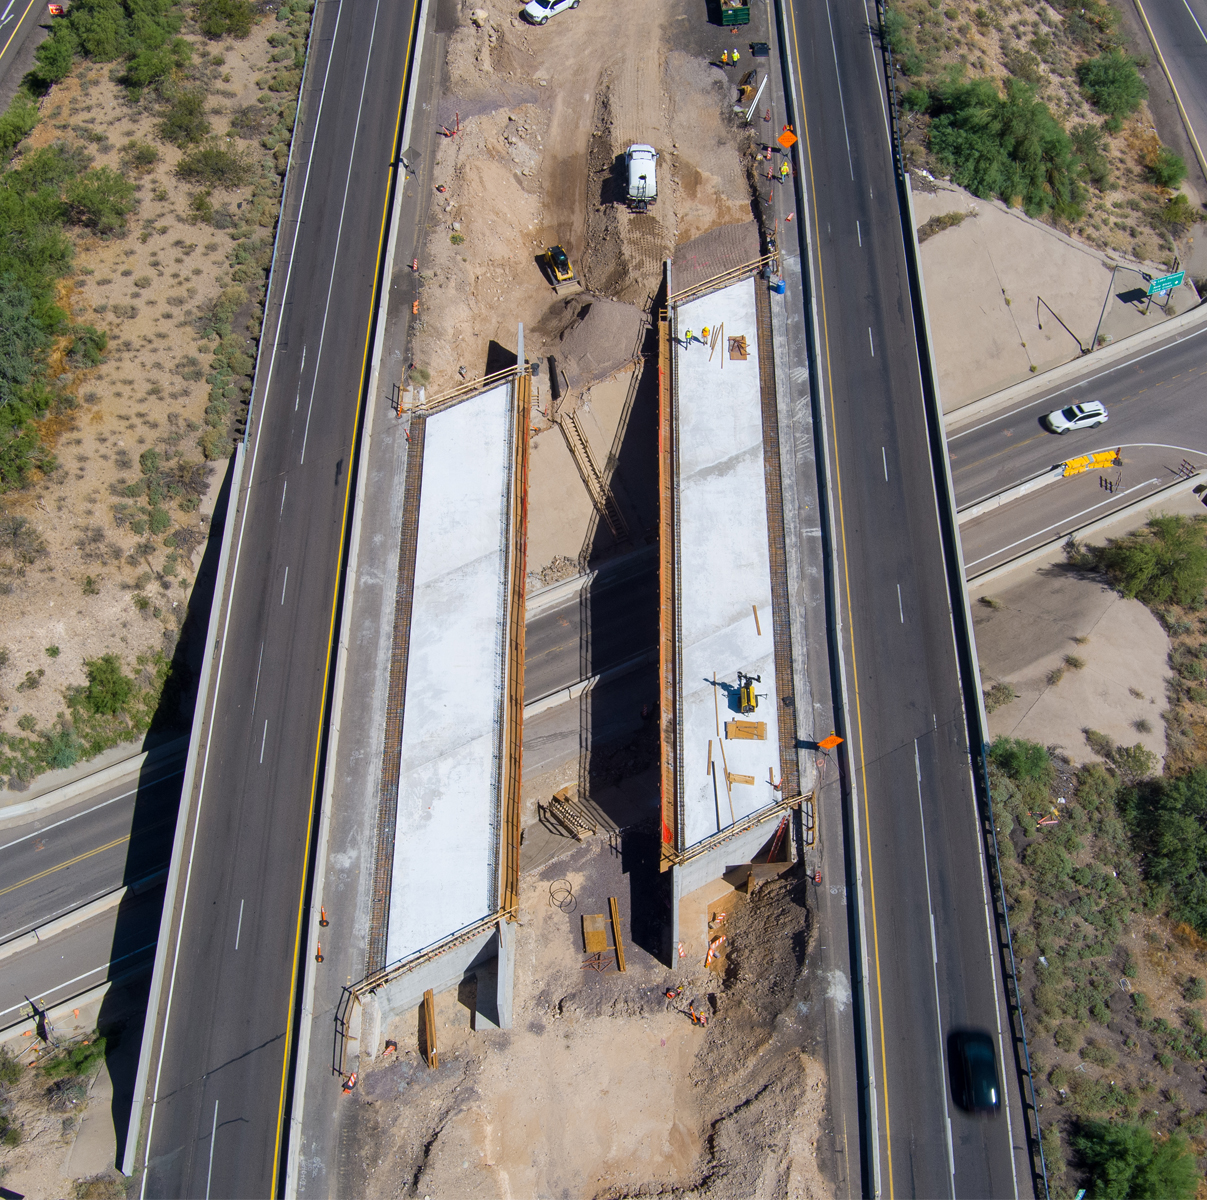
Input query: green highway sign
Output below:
<box><xmin>1147</xmin><ymin>270</ymin><xmax>1185</xmax><ymax>295</ymax></box>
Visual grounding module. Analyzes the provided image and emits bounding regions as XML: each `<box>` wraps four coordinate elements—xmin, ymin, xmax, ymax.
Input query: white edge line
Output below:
<box><xmin>283</xmin><ymin>0</ymin><xmax>433</xmax><ymax>1190</ymax></box>
<box><xmin>125</xmin><ymin>0</ymin><xmax>346</xmax><ymax>1175</ymax></box>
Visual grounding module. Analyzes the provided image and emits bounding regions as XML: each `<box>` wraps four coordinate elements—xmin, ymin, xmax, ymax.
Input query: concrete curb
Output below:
<box><xmin>944</xmin><ymin>302</ymin><xmax>1207</xmax><ymax>433</ymax></box>
<box><xmin>0</xmin><ymin>738</ymin><xmax>188</xmax><ymax>827</ymax></box>
<box><xmin>966</xmin><ymin>473</ymin><xmax>1205</xmax><ymax>589</ymax></box>
<box><xmin>524</xmin><ymin>544</ymin><xmax>656</xmax><ymax>620</ymax></box>
<box><xmin>0</xmin><ymin>969</ymin><xmax>150</xmax><ymax>1047</ymax></box>
<box><xmin>0</xmin><ymin>870</ymin><xmax>167</xmax><ymax>965</ymax></box>
<box><xmin>956</xmin><ymin>467</ymin><xmax>1063</xmax><ymax>525</ymax></box>
<box><xmin>523</xmin><ymin>649</ymin><xmax>657</xmax><ymax>718</ymax></box>
<box><xmin>283</xmin><ymin>0</ymin><xmax>434</xmax><ymax>1188</ymax></box>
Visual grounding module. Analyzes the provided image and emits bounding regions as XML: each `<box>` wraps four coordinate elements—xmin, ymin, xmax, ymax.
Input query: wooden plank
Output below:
<box><xmin>726</xmin><ymin>771</ymin><xmax>756</xmax><ymax>786</ymax></box>
<box><xmin>609</xmin><ymin>897</ymin><xmax>626</xmax><ymax>973</ymax></box>
<box><xmin>706</xmin><ymin>739</ymin><xmax>713</xmax><ymax>774</ymax></box>
<box><xmin>752</xmin><ymin>603</ymin><xmax>761</xmax><ymax>635</ymax></box>
<box><xmin>582</xmin><ymin>914</ymin><xmax>609</xmax><ymax>954</ymax></box>
<box><xmin>422</xmin><ymin>988</ymin><xmax>438</xmax><ymax>1069</ymax></box>
<box><xmin>725</xmin><ymin>720</ymin><xmax>767</xmax><ymax>740</ymax></box>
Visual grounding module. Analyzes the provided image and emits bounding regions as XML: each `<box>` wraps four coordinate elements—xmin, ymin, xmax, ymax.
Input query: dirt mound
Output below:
<box><xmin>553</xmin><ymin>297</ymin><xmax>645</xmax><ymax>389</ymax></box>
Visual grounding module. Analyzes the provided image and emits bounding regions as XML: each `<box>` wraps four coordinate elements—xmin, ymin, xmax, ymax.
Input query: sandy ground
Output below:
<box><xmin>913</xmin><ymin>177</ymin><xmax>1202</xmax><ymax>411</ymax></box>
<box><xmin>974</xmin><ymin>565</ymin><xmax>1169</xmax><ymax>768</ymax></box>
<box><xmin>345</xmin><ymin>845</ymin><xmax>832</xmax><ymax>1200</ymax></box>
<box><xmin>0</xmin><ymin>17</ymin><xmax>293</xmax><ymax>768</ymax></box>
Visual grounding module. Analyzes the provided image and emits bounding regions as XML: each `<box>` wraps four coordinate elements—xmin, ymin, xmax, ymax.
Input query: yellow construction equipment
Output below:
<box><xmin>738</xmin><ymin>671</ymin><xmax>761</xmax><ymax>715</ymax></box>
<box><xmin>543</xmin><ymin>245</ymin><xmax>583</xmax><ymax>296</ymax></box>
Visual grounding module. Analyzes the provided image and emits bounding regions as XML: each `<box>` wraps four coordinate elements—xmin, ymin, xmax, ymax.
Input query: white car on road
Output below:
<box><xmin>1044</xmin><ymin>400</ymin><xmax>1108</xmax><ymax>433</ymax></box>
<box><xmin>522</xmin><ymin>0</ymin><xmax>578</xmax><ymax>23</ymax></box>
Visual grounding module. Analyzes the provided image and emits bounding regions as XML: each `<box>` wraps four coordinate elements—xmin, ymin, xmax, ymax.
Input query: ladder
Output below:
<box><xmin>557</xmin><ymin>411</ymin><xmax>629</xmax><ymax>540</ymax></box>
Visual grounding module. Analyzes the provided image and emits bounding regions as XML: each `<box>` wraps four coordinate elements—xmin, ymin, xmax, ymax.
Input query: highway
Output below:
<box><xmin>782</xmin><ymin>0</ymin><xmax>1027</xmax><ymax>1193</ymax></box>
<box><xmin>0</xmin><ymin>886</ymin><xmax>161</xmax><ymax>1028</ymax></box>
<box><xmin>0</xmin><ymin>767</ymin><xmax>182</xmax><ymax>945</ymax></box>
<box><xmin>524</xmin><ymin>560</ymin><xmax>658</xmax><ymax>701</ymax></box>
<box><xmin>129</xmin><ymin>0</ymin><xmax>420</xmax><ymax>1193</ymax></box>
<box><xmin>949</xmin><ymin>320</ymin><xmax>1207</xmax><ymax>575</ymax></box>
<box><xmin>0</xmin><ymin>0</ymin><xmax>44</xmax><ymax>98</ymax></box>
<box><xmin>1136</xmin><ymin>0</ymin><xmax>1207</xmax><ymax>177</ymax></box>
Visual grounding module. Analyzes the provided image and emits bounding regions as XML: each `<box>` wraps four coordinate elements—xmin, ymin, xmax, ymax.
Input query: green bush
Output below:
<box><xmin>42</xmin><ymin>1036</ymin><xmax>106</xmax><ymax>1079</ymax></box>
<box><xmin>0</xmin><ymin>91</ymin><xmax>39</xmax><ymax>161</ymax></box>
<box><xmin>158</xmin><ymin>89</ymin><xmax>210</xmax><ymax>147</ymax></box>
<box><xmin>1072</xmin><ymin>1120</ymin><xmax>1197</xmax><ymax>1199</ymax></box>
<box><xmin>120</xmin><ymin>139</ymin><xmax>159</xmax><ymax>172</ymax></box>
<box><xmin>1071</xmin><ymin>123</ymin><xmax>1113</xmax><ymax>190</ymax></box>
<box><xmin>1094</xmin><ymin>515</ymin><xmax>1207</xmax><ymax>607</ymax></box>
<box><xmin>1184</xmin><ymin>975</ymin><xmax>1206</xmax><ymax>1002</ymax></box>
<box><xmin>1123</xmin><ymin>768</ymin><xmax>1207</xmax><ymax>936</ymax></box>
<box><xmin>69</xmin><ymin>324</ymin><xmax>108</xmax><ymax>366</ymax></box>
<box><xmin>1077</xmin><ymin>51</ymin><xmax>1147</xmax><ymax>130</ymax></box>
<box><xmin>1159</xmin><ymin>194</ymin><xmax>1197</xmax><ymax>234</ymax></box>
<box><xmin>1147</xmin><ymin>147</ymin><xmax>1187</xmax><ymax>189</ymax></box>
<box><xmin>902</xmin><ymin>86</ymin><xmax>930</xmax><ymax>112</ymax></box>
<box><xmin>990</xmin><ymin>736</ymin><xmax>1054</xmax><ymax>784</ymax></box>
<box><xmin>79</xmin><ymin>654</ymin><xmax>133</xmax><ymax>716</ymax></box>
<box><xmin>928</xmin><ymin>77</ymin><xmax>1083</xmax><ymax>218</ymax></box>
<box><xmin>175</xmin><ymin>142</ymin><xmax>255</xmax><ymax>188</ymax></box>
<box><xmin>197</xmin><ymin>0</ymin><xmax>255</xmax><ymax>38</ymax></box>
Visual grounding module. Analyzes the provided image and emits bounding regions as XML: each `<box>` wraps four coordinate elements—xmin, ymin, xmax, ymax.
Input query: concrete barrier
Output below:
<box><xmin>956</xmin><ymin>467</ymin><xmax>1063</xmax><ymax>525</ymax></box>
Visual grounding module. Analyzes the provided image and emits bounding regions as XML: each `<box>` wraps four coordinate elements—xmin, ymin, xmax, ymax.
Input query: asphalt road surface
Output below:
<box><xmin>0</xmin><ymin>767</ymin><xmax>182</xmax><ymax>945</ymax></box>
<box><xmin>949</xmin><ymin>321</ymin><xmax>1207</xmax><ymax>575</ymax></box>
<box><xmin>782</xmin><ymin>0</ymin><xmax>1027</xmax><ymax>1192</ymax></box>
<box><xmin>524</xmin><ymin>562</ymin><xmax>658</xmax><ymax>701</ymax></box>
<box><xmin>1138</xmin><ymin>0</ymin><xmax>1207</xmax><ymax>173</ymax></box>
<box><xmin>133</xmin><ymin>0</ymin><xmax>419</xmax><ymax>1193</ymax></box>
<box><xmin>949</xmin><ymin>321</ymin><xmax>1207</xmax><ymax>507</ymax></box>
<box><xmin>0</xmin><ymin>886</ymin><xmax>161</xmax><ymax>1029</ymax></box>
<box><xmin>0</xmin><ymin>0</ymin><xmax>45</xmax><ymax>95</ymax></box>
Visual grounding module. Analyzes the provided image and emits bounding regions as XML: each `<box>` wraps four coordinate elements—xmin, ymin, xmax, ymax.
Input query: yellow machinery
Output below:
<box><xmin>543</xmin><ymin>245</ymin><xmax>583</xmax><ymax>296</ymax></box>
<box><xmin>737</xmin><ymin>671</ymin><xmax>761</xmax><ymax>715</ymax></box>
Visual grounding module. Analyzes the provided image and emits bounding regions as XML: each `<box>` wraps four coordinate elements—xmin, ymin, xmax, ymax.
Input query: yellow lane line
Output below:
<box><xmin>0</xmin><ymin>834</ymin><xmax>130</xmax><ymax>899</ymax></box>
<box><xmin>0</xmin><ymin>0</ymin><xmax>41</xmax><ymax>65</ymax></box>
<box><xmin>268</xmin><ymin>0</ymin><xmax>421</xmax><ymax>1190</ymax></box>
<box><xmin>783</xmin><ymin>6</ymin><xmax>894</xmax><ymax>1195</ymax></box>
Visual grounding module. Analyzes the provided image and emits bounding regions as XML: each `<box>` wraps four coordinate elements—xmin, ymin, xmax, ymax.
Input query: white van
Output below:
<box><xmin>625</xmin><ymin>144</ymin><xmax>658</xmax><ymax>211</ymax></box>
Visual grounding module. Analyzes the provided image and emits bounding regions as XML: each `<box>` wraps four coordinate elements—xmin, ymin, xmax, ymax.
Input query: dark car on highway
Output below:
<box><xmin>948</xmin><ymin>1030</ymin><xmax>1002</xmax><ymax>1114</ymax></box>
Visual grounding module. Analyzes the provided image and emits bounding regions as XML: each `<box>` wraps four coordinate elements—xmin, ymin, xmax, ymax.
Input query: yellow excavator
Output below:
<box><xmin>543</xmin><ymin>245</ymin><xmax>583</xmax><ymax>297</ymax></box>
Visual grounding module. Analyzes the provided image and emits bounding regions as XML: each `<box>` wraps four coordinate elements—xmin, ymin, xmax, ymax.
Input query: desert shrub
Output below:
<box><xmin>158</xmin><ymin>89</ymin><xmax>210</xmax><ymax>147</ymax></box>
<box><xmin>197</xmin><ymin>0</ymin><xmax>255</xmax><ymax>37</ymax></box>
<box><xmin>1159</xmin><ymin>193</ymin><xmax>1197</xmax><ymax>235</ymax></box>
<box><xmin>0</xmin><ymin>1046</ymin><xmax>21</xmax><ymax>1084</ymax></box>
<box><xmin>1077</xmin><ymin>51</ymin><xmax>1146</xmax><ymax>130</ymax></box>
<box><xmin>1146</xmin><ymin>147</ymin><xmax>1187</xmax><ymax>190</ymax></box>
<box><xmin>1072</xmin><ymin>1120</ymin><xmax>1197</xmax><ymax>1199</ymax></box>
<box><xmin>1122</xmin><ymin>768</ymin><xmax>1207</xmax><ymax>937</ymax></box>
<box><xmin>985</xmin><ymin>681</ymin><xmax>1017</xmax><ymax>712</ymax></box>
<box><xmin>69</xmin><ymin>324</ymin><xmax>108</xmax><ymax>367</ymax></box>
<box><xmin>990</xmin><ymin>736</ymin><xmax>1055</xmax><ymax>785</ymax></box>
<box><xmin>120</xmin><ymin>139</ymin><xmax>159</xmax><ymax>171</ymax></box>
<box><xmin>65</xmin><ymin>166</ymin><xmax>136</xmax><ymax>234</ymax></box>
<box><xmin>175</xmin><ymin>142</ymin><xmax>255</xmax><ymax>188</ymax></box>
<box><xmin>43</xmin><ymin>1036</ymin><xmax>106</xmax><ymax>1079</ymax></box>
<box><xmin>928</xmin><ymin>77</ymin><xmax>1083</xmax><ymax>218</ymax></box>
<box><xmin>78</xmin><ymin>653</ymin><xmax>133</xmax><ymax>716</ymax></box>
<box><xmin>0</xmin><ymin>91</ymin><xmax>39</xmax><ymax>161</ymax></box>
<box><xmin>1092</xmin><ymin>516</ymin><xmax>1207</xmax><ymax>608</ymax></box>
<box><xmin>1184</xmin><ymin>976</ymin><xmax>1206</xmax><ymax>1002</ymax></box>
<box><xmin>902</xmin><ymin>85</ymin><xmax>930</xmax><ymax>112</ymax></box>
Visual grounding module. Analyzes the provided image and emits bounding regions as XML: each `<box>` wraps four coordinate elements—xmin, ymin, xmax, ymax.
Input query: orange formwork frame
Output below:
<box><xmin>500</xmin><ymin>371</ymin><xmax>531</xmax><ymax>917</ymax></box>
<box><xmin>658</xmin><ymin>307</ymin><xmax>679</xmax><ymax>869</ymax></box>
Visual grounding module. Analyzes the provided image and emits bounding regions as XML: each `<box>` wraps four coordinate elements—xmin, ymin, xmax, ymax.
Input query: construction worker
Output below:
<box><xmin>684</xmin><ymin>328</ymin><xmax>693</xmax><ymax>346</ymax></box>
<box><xmin>732</xmin><ymin>47</ymin><xmax>740</xmax><ymax>63</ymax></box>
<box><xmin>720</xmin><ymin>49</ymin><xmax>728</xmax><ymax>64</ymax></box>
<box><xmin>701</xmin><ymin>325</ymin><xmax>710</xmax><ymax>342</ymax></box>
<box><xmin>779</xmin><ymin>160</ymin><xmax>790</xmax><ymax>183</ymax></box>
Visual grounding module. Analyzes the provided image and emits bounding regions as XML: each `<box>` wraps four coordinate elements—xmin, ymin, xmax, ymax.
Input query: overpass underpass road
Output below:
<box><xmin>782</xmin><ymin>0</ymin><xmax>1030</xmax><ymax>1192</ymax></box>
<box><xmin>130</xmin><ymin>0</ymin><xmax>419</xmax><ymax>1193</ymax></box>
<box><xmin>949</xmin><ymin>320</ymin><xmax>1207</xmax><ymax>576</ymax></box>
